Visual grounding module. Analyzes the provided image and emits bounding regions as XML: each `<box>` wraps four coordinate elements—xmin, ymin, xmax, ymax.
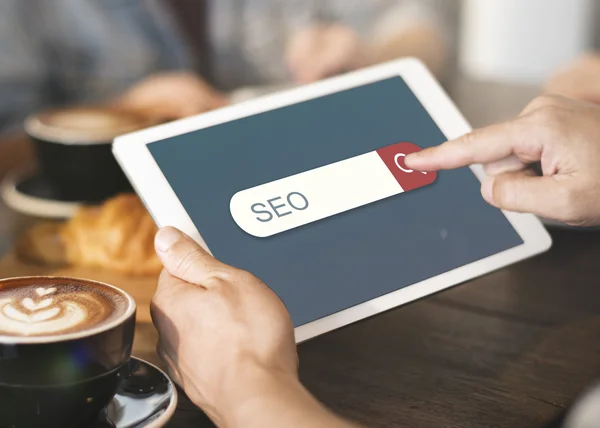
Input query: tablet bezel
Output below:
<box><xmin>113</xmin><ymin>58</ymin><xmax>552</xmax><ymax>343</ymax></box>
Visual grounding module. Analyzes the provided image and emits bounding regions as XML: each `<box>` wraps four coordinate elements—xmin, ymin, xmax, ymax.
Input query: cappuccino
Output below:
<box><xmin>23</xmin><ymin>106</ymin><xmax>154</xmax><ymax>203</ymax></box>
<box><xmin>0</xmin><ymin>277</ymin><xmax>132</xmax><ymax>340</ymax></box>
<box><xmin>0</xmin><ymin>276</ymin><xmax>136</xmax><ymax>428</ymax></box>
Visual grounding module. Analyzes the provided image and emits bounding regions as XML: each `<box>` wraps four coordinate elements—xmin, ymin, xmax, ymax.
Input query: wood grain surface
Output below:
<box><xmin>1</xmin><ymin>229</ymin><xmax>600</xmax><ymax>427</ymax></box>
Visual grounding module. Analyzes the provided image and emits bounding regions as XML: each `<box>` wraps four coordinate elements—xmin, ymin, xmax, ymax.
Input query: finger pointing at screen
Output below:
<box><xmin>404</xmin><ymin>95</ymin><xmax>600</xmax><ymax>227</ymax></box>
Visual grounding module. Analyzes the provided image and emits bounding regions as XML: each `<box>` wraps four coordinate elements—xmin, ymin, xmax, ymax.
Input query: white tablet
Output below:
<box><xmin>113</xmin><ymin>58</ymin><xmax>552</xmax><ymax>343</ymax></box>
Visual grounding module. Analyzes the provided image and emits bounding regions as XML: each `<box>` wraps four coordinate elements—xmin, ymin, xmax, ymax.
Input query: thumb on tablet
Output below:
<box><xmin>482</xmin><ymin>170</ymin><xmax>569</xmax><ymax>220</ymax></box>
<box><xmin>155</xmin><ymin>226</ymin><xmax>230</xmax><ymax>288</ymax></box>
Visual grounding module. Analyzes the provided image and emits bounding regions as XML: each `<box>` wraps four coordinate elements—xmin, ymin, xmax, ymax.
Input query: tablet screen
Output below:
<box><xmin>147</xmin><ymin>76</ymin><xmax>523</xmax><ymax>327</ymax></box>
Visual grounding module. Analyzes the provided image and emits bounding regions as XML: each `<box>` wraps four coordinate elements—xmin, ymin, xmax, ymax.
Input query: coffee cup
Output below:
<box><xmin>24</xmin><ymin>107</ymin><xmax>153</xmax><ymax>204</ymax></box>
<box><xmin>0</xmin><ymin>276</ymin><xmax>136</xmax><ymax>428</ymax></box>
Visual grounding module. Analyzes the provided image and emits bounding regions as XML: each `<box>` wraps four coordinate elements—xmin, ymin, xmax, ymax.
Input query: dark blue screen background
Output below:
<box><xmin>149</xmin><ymin>77</ymin><xmax>523</xmax><ymax>327</ymax></box>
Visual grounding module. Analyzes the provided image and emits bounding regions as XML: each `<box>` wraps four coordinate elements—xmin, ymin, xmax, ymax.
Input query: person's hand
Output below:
<box><xmin>286</xmin><ymin>24</ymin><xmax>364</xmax><ymax>84</ymax></box>
<box><xmin>545</xmin><ymin>53</ymin><xmax>600</xmax><ymax>104</ymax></box>
<box><xmin>151</xmin><ymin>227</ymin><xmax>297</xmax><ymax>425</ymax></box>
<box><xmin>115</xmin><ymin>72</ymin><xmax>228</xmax><ymax>122</ymax></box>
<box><xmin>405</xmin><ymin>95</ymin><xmax>600</xmax><ymax>227</ymax></box>
<box><xmin>152</xmin><ymin>228</ymin><xmax>357</xmax><ymax>427</ymax></box>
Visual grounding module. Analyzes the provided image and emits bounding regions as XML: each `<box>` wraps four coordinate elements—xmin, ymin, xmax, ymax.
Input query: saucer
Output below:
<box><xmin>93</xmin><ymin>357</ymin><xmax>178</xmax><ymax>428</ymax></box>
<box><xmin>1</xmin><ymin>171</ymin><xmax>83</xmax><ymax>219</ymax></box>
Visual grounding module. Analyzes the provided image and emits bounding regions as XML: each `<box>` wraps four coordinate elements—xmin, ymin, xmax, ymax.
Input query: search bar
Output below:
<box><xmin>230</xmin><ymin>142</ymin><xmax>437</xmax><ymax>237</ymax></box>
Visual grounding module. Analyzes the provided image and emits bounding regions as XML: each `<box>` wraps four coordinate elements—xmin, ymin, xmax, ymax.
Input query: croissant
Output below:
<box><xmin>60</xmin><ymin>194</ymin><xmax>162</xmax><ymax>276</ymax></box>
<box><xmin>16</xmin><ymin>194</ymin><xmax>162</xmax><ymax>276</ymax></box>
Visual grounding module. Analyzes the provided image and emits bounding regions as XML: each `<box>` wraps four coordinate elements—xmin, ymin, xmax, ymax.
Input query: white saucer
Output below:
<box><xmin>0</xmin><ymin>171</ymin><xmax>82</xmax><ymax>219</ymax></box>
<box><xmin>96</xmin><ymin>357</ymin><xmax>178</xmax><ymax>428</ymax></box>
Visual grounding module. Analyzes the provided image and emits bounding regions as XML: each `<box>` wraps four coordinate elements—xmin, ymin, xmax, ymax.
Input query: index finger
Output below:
<box><xmin>404</xmin><ymin>116</ymin><xmax>541</xmax><ymax>172</ymax></box>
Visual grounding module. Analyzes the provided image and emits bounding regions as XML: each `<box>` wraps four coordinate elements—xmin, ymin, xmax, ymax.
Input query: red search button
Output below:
<box><xmin>376</xmin><ymin>142</ymin><xmax>437</xmax><ymax>192</ymax></box>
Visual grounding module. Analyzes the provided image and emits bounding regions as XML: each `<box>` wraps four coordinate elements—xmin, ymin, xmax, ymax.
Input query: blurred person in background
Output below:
<box><xmin>0</xmin><ymin>0</ymin><xmax>448</xmax><ymax>176</ymax></box>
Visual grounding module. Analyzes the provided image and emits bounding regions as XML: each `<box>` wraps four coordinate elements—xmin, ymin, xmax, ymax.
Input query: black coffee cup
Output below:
<box><xmin>24</xmin><ymin>107</ymin><xmax>153</xmax><ymax>204</ymax></box>
<box><xmin>0</xmin><ymin>276</ymin><xmax>137</xmax><ymax>428</ymax></box>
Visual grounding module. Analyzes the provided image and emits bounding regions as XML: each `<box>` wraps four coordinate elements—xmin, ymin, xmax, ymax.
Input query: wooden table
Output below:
<box><xmin>1</xmin><ymin>77</ymin><xmax>597</xmax><ymax>427</ymax></box>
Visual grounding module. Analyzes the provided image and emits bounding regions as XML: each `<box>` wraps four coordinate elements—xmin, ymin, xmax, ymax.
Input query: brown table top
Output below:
<box><xmin>0</xmin><ymin>77</ymin><xmax>593</xmax><ymax>428</ymax></box>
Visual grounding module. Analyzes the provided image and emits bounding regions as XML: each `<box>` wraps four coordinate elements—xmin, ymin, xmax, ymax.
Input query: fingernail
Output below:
<box><xmin>155</xmin><ymin>227</ymin><xmax>182</xmax><ymax>253</ymax></box>
<box><xmin>481</xmin><ymin>177</ymin><xmax>495</xmax><ymax>204</ymax></box>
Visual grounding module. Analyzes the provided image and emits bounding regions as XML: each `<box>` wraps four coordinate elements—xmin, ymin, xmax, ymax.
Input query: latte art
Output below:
<box><xmin>0</xmin><ymin>281</ymin><xmax>128</xmax><ymax>338</ymax></box>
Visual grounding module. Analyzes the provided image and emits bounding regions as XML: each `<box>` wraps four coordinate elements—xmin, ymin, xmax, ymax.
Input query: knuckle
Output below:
<box><xmin>452</xmin><ymin>131</ymin><xmax>481</xmax><ymax>160</ymax></box>
<box><xmin>459</xmin><ymin>130</ymin><xmax>479</xmax><ymax>147</ymax></box>
<box><xmin>234</xmin><ymin>269</ymin><xmax>259</xmax><ymax>285</ymax></box>
<box><xmin>174</xmin><ymin>249</ymin><xmax>204</xmax><ymax>277</ymax></box>
<box><xmin>203</xmin><ymin>267</ymin><xmax>237</xmax><ymax>287</ymax></box>
<box><xmin>531</xmin><ymin>104</ymin><xmax>563</xmax><ymax>124</ymax></box>
<box><xmin>523</xmin><ymin>97</ymin><xmax>546</xmax><ymax>115</ymax></box>
<box><xmin>526</xmin><ymin>95</ymin><xmax>561</xmax><ymax>113</ymax></box>
<box><xmin>204</xmin><ymin>267</ymin><xmax>259</xmax><ymax>290</ymax></box>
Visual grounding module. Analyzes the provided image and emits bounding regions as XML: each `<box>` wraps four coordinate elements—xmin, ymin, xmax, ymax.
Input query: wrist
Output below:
<box><xmin>216</xmin><ymin>362</ymin><xmax>297</xmax><ymax>421</ymax></box>
<box><xmin>215</xmin><ymin>361</ymin><xmax>342</xmax><ymax>428</ymax></box>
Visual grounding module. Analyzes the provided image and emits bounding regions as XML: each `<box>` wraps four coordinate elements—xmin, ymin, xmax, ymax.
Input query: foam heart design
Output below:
<box><xmin>2</xmin><ymin>303</ymin><xmax>61</xmax><ymax>323</ymax></box>
<box><xmin>0</xmin><ymin>285</ymin><xmax>114</xmax><ymax>337</ymax></box>
<box><xmin>0</xmin><ymin>297</ymin><xmax>85</xmax><ymax>333</ymax></box>
<box><xmin>36</xmin><ymin>287</ymin><xmax>57</xmax><ymax>297</ymax></box>
<box><xmin>22</xmin><ymin>298</ymin><xmax>53</xmax><ymax>312</ymax></box>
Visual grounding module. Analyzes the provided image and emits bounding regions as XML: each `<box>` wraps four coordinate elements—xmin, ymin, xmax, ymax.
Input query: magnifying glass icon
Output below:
<box><xmin>394</xmin><ymin>153</ymin><xmax>427</xmax><ymax>175</ymax></box>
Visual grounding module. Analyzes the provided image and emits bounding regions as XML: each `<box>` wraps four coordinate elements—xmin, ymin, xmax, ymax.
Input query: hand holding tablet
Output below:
<box><xmin>405</xmin><ymin>94</ymin><xmax>600</xmax><ymax>227</ymax></box>
<box><xmin>114</xmin><ymin>58</ymin><xmax>551</xmax><ymax>342</ymax></box>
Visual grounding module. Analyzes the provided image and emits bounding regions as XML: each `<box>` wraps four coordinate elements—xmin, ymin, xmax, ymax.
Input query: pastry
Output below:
<box><xmin>14</xmin><ymin>221</ymin><xmax>66</xmax><ymax>266</ymax></box>
<box><xmin>61</xmin><ymin>194</ymin><xmax>162</xmax><ymax>276</ymax></box>
<box><xmin>15</xmin><ymin>194</ymin><xmax>162</xmax><ymax>276</ymax></box>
